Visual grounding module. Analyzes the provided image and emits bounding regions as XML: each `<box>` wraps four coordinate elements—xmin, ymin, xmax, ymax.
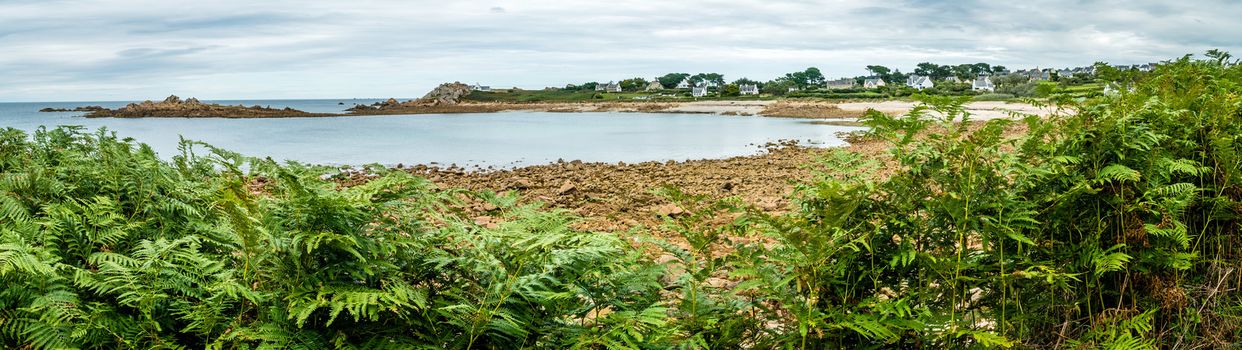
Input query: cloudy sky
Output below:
<box><xmin>1</xmin><ymin>0</ymin><xmax>1238</xmax><ymax>102</ymax></box>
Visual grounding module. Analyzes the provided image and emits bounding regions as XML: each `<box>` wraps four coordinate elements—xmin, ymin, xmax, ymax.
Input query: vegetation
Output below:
<box><xmin>1</xmin><ymin>54</ymin><xmax>1239</xmax><ymax>348</ymax></box>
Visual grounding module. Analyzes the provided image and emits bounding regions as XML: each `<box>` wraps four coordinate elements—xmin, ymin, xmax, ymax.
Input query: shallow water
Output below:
<box><xmin>0</xmin><ymin>99</ymin><xmax>864</xmax><ymax>167</ymax></box>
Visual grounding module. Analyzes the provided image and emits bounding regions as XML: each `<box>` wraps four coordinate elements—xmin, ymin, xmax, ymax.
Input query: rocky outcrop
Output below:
<box><xmin>83</xmin><ymin>95</ymin><xmax>328</xmax><ymax>118</ymax></box>
<box><xmin>417</xmin><ymin>82</ymin><xmax>473</xmax><ymax>106</ymax></box>
<box><xmin>39</xmin><ymin>106</ymin><xmax>106</xmax><ymax>112</ymax></box>
<box><xmin>347</xmin><ymin>82</ymin><xmax>476</xmax><ymax>113</ymax></box>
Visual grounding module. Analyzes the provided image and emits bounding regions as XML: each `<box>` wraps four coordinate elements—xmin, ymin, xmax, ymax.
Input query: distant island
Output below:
<box><xmin>50</xmin><ymin>95</ymin><xmax>331</xmax><ymax>118</ymax></box>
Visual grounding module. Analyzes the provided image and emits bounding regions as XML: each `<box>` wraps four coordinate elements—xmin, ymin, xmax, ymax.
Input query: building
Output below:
<box><xmin>692</xmin><ymin>85</ymin><xmax>708</xmax><ymax>97</ymax></box>
<box><xmin>676</xmin><ymin>78</ymin><xmax>692</xmax><ymax>89</ymax></box>
<box><xmin>906</xmin><ymin>75</ymin><xmax>934</xmax><ymax>90</ymax></box>
<box><xmin>645</xmin><ymin>78</ymin><xmax>664</xmax><ymax>91</ymax></box>
<box><xmin>863</xmin><ymin>77</ymin><xmax>887</xmax><ymax>89</ymax></box>
<box><xmin>826</xmin><ymin>78</ymin><xmax>855</xmax><ymax>90</ymax></box>
<box><xmin>597</xmin><ymin>81</ymin><xmax>621</xmax><ymax>93</ymax></box>
<box><xmin>972</xmin><ymin>75</ymin><xmax>995</xmax><ymax>92</ymax></box>
<box><xmin>1057</xmin><ymin>69</ymin><xmax>1075</xmax><ymax>79</ymax></box>
<box><xmin>1018</xmin><ymin>68</ymin><xmax>1051</xmax><ymax>81</ymax></box>
<box><xmin>943</xmin><ymin>76</ymin><xmax>962</xmax><ymax>83</ymax></box>
<box><xmin>739</xmin><ymin>84</ymin><xmax>759</xmax><ymax>95</ymax></box>
<box><xmin>470</xmin><ymin>83</ymin><xmax>491</xmax><ymax>92</ymax></box>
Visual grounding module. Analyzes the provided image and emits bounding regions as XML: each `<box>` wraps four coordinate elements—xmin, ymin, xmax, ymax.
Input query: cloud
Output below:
<box><xmin>0</xmin><ymin>0</ymin><xmax>1238</xmax><ymax>101</ymax></box>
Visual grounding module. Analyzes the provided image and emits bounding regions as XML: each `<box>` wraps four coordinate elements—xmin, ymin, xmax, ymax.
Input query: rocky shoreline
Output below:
<box><xmin>330</xmin><ymin>136</ymin><xmax>889</xmax><ymax>236</ymax></box>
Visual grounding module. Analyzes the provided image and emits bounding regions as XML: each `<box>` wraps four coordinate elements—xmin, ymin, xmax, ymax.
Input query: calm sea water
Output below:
<box><xmin>0</xmin><ymin>99</ymin><xmax>864</xmax><ymax>168</ymax></box>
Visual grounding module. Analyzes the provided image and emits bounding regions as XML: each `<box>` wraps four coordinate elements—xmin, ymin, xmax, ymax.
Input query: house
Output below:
<box><xmin>788</xmin><ymin>86</ymin><xmax>800</xmax><ymax>92</ymax></box>
<box><xmin>972</xmin><ymin>75</ymin><xmax>995</xmax><ymax>92</ymax></box>
<box><xmin>1057</xmin><ymin>69</ymin><xmax>1075</xmax><ymax>79</ymax></box>
<box><xmin>1103</xmin><ymin>83</ymin><xmax>1118</xmax><ymax>95</ymax></box>
<box><xmin>597</xmin><ymin>81</ymin><xmax>621</xmax><ymax>93</ymax></box>
<box><xmin>692</xmin><ymin>85</ymin><xmax>708</xmax><ymax>97</ymax></box>
<box><xmin>646</xmin><ymin>78</ymin><xmax>664</xmax><ymax>91</ymax></box>
<box><xmin>1020</xmin><ymin>68</ymin><xmax>1050</xmax><ymax>81</ymax></box>
<box><xmin>739</xmin><ymin>84</ymin><xmax>759</xmax><ymax>95</ymax></box>
<box><xmin>943</xmin><ymin>76</ymin><xmax>962</xmax><ymax>83</ymax></box>
<box><xmin>676</xmin><ymin>78</ymin><xmax>692</xmax><ymax>89</ymax></box>
<box><xmin>863</xmin><ymin>77</ymin><xmax>887</xmax><ymax>89</ymax></box>
<box><xmin>906</xmin><ymin>75</ymin><xmax>934</xmax><ymax>90</ymax></box>
<box><xmin>470</xmin><ymin>83</ymin><xmax>491</xmax><ymax>92</ymax></box>
<box><xmin>826</xmin><ymin>78</ymin><xmax>855</xmax><ymax>90</ymax></box>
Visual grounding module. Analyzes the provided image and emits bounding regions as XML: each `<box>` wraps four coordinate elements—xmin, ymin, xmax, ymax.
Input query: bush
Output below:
<box><xmin>0</xmin><ymin>127</ymin><xmax>668</xmax><ymax>348</ymax></box>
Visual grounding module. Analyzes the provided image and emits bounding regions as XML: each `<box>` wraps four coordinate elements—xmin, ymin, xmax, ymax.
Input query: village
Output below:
<box><xmin>466</xmin><ymin>61</ymin><xmax>1160</xmax><ymax>101</ymax></box>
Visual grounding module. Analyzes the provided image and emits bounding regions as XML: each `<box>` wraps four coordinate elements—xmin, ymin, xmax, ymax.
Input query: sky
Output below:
<box><xmin>1</xmin><ymin>0</ymin><xmax>1239</xmax><ymax>102</ymax></box>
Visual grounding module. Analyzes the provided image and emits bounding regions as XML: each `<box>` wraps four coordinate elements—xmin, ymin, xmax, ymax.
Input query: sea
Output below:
<box><xmin>0</xmin><ymin>99</ymin><xmax>865</xmax><ymax>168</ymax></box>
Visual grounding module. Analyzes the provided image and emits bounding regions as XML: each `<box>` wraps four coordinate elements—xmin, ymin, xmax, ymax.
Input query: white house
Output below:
<box><xmin>739</xmin><ymin>84</ymin><xmax>759</xmax><ymax>95</ymax></box>
<box><xmin>972</xmin><ymin>75</ymin><xmax>995</xmax><ymax>92</ymax></box>
<box><xmin>863</xmin><ymin>78</ymin><xmax>887</xmax><ymax>89</ymax></box>
<box><xmin>692</xmin><ymin>85</ymin><xmax>708</xmax><ymax>97</ymax></box>
<box><xmin>826</xmin><ymin>78</ymin><xmax>855</xmax><ymax>90</ymax></box>
<box><xmin>906</xmin><ymin>75</ymin><xmax>934</xmax><ymax>90</ymax></box>
<box><xmin>943</xmin><ymin>76</ymin><xmax>961</xmax><ymax>83</ymax></box>
<box><xmin>470</xmin><ymin>83</ymin><xmax>491</xmax><ymax>92</ymax></box>
<box><xmin>676</xmin><ymin>78</ymin><xmax>692</xmax><ymax>89</ymax></box>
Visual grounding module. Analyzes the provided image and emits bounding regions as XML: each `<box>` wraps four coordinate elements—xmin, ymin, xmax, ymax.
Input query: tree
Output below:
<box><xmin>657</xmin><ymin>73</ymin><xmax>691</xmax><ymax>89</ymax></box>
<box><xmin>865</xmin><ymin>65</ymin><xmax>891</xmax><ymax>77</ymax></box>
<box><xmin>690</xmin><ymin>73</ymin><xmax>725</xmax><ymax>86</ymax></box>
<box><xmin>618</xmin><ymin>77</ymin><xmax>648</xmax><ymax>92</ymax></box>
<box><xmin>721</xmin><ymin>84</ymin><xmax>741</xmax><ymax>97</ymax></box>
<box><xmin>914</xmin><ymin>62</ymin><xmax>939</xmax><ymax>77</ymax></box>
<box><xmin>732</xmin><ymin>78</ymin><xmax>761</xmax><ymax>87</ymax></box>
<box><xmin>761</xmin><ymin>79</ymin><xmax>794</xmax><ymax>96</ymax></box>
<box><xmin>784</xmin><ymin>67</ymin><xmax>826</xmax><ymax>88</ymax></box>
<box><xmin>991</xmin><ymin>65</ymin><xmax>1008</xmax><ymax>75</ymax></box>
<box><xmin>971</xmin><ymin>62</ymin><xmax>992</xmax><ymax>76</ymax></box>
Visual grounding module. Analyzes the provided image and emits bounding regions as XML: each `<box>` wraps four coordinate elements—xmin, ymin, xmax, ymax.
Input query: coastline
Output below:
<box><xmin>43</xmin><ymin>97</ymin><xmax>1057</xmax><ymax>120</ymax></box>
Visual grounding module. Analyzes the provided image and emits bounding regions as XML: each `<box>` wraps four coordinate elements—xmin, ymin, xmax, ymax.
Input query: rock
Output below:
<box><xmin>473</xmin><ymin>216</ymin><xmax>499</xmax><ymax>229</ymax></box>
<box><xmin>705</xmin><ymin>277</ymin><xmax>735</xmax><ymax>290</ymax></box>
<box><xmin>557</xmin><ymin>181</ymin><xmax>576</xmax><ymax>194</ymax></box>
<box><xmin>162</xmin><ymin>95</ymin><xmax>182</xmax><ymax>104</ymax></box>
<box><xmin>38</xmin><ymin>106</ymin><xmax>105</xmax><ymax>113</ymax></box>
<box><xmin>417</xmin><ymin>82</ymin><xmax>473</xmax><ymax>106</ymax></box>
<box><xmin>507</xmin><ymin>177</ymin><xmax>532</xmax><ymax>190</ymax></box>
<box><xmin>655</xmin><ymin>204</ymin><xmax>685</xmax><ymax>216</ymax></box>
